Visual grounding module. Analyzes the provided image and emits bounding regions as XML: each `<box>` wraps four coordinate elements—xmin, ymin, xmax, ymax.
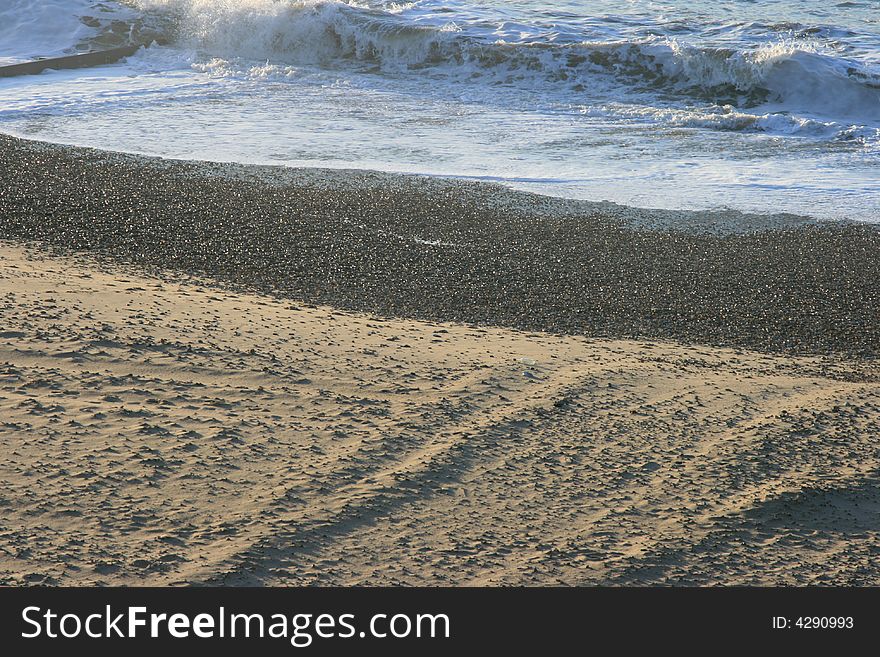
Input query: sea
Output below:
<box><xmin>0</xmin><ymin>0</ymin><xmax>878</xmax><ymax>221</ymax></box>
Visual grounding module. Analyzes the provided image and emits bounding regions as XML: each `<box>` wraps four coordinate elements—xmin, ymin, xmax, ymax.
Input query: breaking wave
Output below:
<box><xmin>125</xmin><ymin>0</ymin><xmax>880</xmax><ymax>124</ymax></box>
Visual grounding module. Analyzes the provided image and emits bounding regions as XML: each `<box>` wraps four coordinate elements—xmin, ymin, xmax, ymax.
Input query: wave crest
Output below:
<box><xmin>131</xmin><ymin>0</ymin><xmax>880</xmax><ymax>124</ymax></box>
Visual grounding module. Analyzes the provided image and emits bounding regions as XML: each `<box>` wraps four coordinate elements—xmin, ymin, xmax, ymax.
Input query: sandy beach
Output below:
<box><xmin>1</xmin><ymin>241</ymin><xmax>879</xmax><ymax>586</ymax></box>
<box><xmin>1</xmin><ymin>136</ymin><xmax>879</xmax><ymax>586</ymax></box>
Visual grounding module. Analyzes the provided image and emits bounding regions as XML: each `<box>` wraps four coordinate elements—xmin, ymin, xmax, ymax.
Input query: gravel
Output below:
<box><xmin>2</xmin><ymin>134</ymin><xmax>878</xmax><ymax>357</ymax></box>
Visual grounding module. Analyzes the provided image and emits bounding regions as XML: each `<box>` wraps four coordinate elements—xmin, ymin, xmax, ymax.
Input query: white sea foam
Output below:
<box><xmin>0</xmin><ymin>0</ymin><xmax>100</xmax><ymax>64</ymax></box>
<box><xmin>0</xmin><ymin>0</ymin><xmax>878</xmax><ymax>221</ymax></box>
<box><xmin>120</xmin><ymin>0</ymin><xmax>880</xmax><ymax>128</ymax></box>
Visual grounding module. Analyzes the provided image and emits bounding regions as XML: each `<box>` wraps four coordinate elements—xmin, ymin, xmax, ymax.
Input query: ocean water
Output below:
<box><xmin>0</xmin><ymin>0</ymin><xmax>878</xmax><ymax>221</ymax></box>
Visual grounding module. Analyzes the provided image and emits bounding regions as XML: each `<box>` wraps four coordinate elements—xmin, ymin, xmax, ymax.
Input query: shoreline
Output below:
<box><xmin>1</xmin><ymin>133</ymin><xmax>841</xmax><ymax>234</ymax></box>
<box><xmin>1</xmin><ymin>133</ymin><xmax>879</xmax><ymax>358</ymax></box>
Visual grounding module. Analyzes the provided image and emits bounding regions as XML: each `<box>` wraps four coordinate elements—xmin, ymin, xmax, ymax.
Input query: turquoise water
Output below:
<box><xmin>0</xmin><ymin>0</ymin><xmax>878</xmax><ymax>220</ymax></box>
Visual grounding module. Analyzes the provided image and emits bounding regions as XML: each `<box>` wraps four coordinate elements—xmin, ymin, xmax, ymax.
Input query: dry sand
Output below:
<box><xmin>2</xmin><ymin>242</ymin><xmax>879</xmax><ymax>586</ymax></box>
